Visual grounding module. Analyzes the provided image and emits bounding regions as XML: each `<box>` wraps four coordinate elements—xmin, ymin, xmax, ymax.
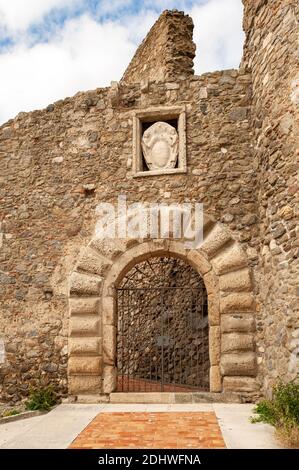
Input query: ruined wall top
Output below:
<box><xmin>121</xmin><ymin>10</ymin><xmax>196</xmax><ymax>85</ymax></box>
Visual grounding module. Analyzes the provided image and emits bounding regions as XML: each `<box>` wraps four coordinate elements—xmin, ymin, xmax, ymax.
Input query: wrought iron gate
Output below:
<box><xmin>116</xmin><ymin>257</ymin><xmax>209</xmax><ymax>392</ymax></box>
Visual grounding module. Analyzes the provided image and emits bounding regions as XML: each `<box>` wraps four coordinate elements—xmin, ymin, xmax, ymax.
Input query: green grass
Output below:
<box><xmin>2</xmin><ymin>409</ymin><xmax>20</xmax><ymax>417</ymax></box>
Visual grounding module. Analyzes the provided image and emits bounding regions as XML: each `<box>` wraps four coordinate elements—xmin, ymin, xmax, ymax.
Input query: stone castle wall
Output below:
<box><xmin>242</xmin><ymin>0</ymin><xmax>298</xmax><ymax>394</ymax></box>
<box><xmin>0</xmin><ymin>66</ymin><xmax>256</xmax><ymax>402</ymax></box>
<box><xmin>0</xmin><ymin>4</ymin><xmax>297</xmax><ymax>402</ymax></box>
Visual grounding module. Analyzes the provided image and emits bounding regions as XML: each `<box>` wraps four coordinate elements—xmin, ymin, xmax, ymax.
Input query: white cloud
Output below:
<box><xmin>191</xmin><ymin>0</ymin><xmax>244</xmax><ymax>74</ymax></box>
<box><xmin>97</xmin><ymin>0</ymin><xmax>133</xmax><ymax>16</ymax></box>
<box><xmin>120</xmin><ymin>9</ymin><xmax>159</xmax><ymax>43</ymax></box>
<box><xmin>0</xmin><ymin>0</ymin><xmax>80</xmax><ymax>32</ymax></box>
<box><xmin>0</xmin><ymin>15</ymin><xmax>135</xmax><ymax>123</ymax></box>
<box><xmin>142</xmin><ymin>0</ymin><xmax>192</xmax><ymax>10</ymax></box>
<box><xmin>0</xmin><ymin>0</ymin><xmax>245</xmax><ymax>125</ymax></box>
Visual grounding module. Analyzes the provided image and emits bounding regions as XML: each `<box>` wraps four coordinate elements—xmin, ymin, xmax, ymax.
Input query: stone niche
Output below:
<box><xmin>132</xmin><ymin>105</ymin><xmax>187</xmax><ymax>177</ymax></box>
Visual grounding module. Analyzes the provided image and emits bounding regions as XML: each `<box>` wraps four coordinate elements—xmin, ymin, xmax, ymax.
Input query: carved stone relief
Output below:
<box><xmin>141</xmin><ymin>121</ymin><xmax>179</xmax><ymax>170</ymax></box>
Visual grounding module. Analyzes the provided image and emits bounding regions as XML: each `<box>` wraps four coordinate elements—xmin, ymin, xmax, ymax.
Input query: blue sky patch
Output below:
<box><xmin>0</xmin><ymin>0</ymin><xmax>244</xmax><ymax>124</ymax></box>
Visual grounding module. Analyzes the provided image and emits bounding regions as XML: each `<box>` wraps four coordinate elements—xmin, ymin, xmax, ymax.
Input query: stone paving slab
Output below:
<box><xmin>99</xmin><ymin>403</ymin><xmax>214</xmax><ymax>412</ymax></box>
<box><xmin>110</xmin><ymin>392</ymin><xmax>241</xmax><ymax>404</ymax></box>
<box><xmin>0</xmin><ymin>404</ymin><xmax>103</xmax><ymax>449</ymax></box>
<box><xmin>0</xmin><ymin>415</ymin><xmax>45</xmax><ymax>449</ymax></box>
<box><xmin>214</xmin><ymin>404</ymin><xmax>281</xmax><ymax>449</ymax></box>
<box><xmin>69</xmin><ymin>412</ymin><xmax>226</xmax><ymax>449</ymax></box>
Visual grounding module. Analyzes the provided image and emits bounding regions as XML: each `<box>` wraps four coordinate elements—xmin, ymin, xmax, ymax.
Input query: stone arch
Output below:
<box><xmin>68</xmin><ymin>215</ymin><xmax>257</xmax><ymax>398</ymax></box>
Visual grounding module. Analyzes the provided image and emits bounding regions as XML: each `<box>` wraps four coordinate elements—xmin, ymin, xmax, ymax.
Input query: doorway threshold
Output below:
<box><xmin>109</xmin><ymin>392</ymin><xmax>242</xmax><ymax>404</ymax></box>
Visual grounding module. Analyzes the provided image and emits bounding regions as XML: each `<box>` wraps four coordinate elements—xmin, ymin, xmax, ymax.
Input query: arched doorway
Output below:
<box><xmin>116</xmin><ymin>256</ymin><xmax>209</xmax><ymax>392</ymax></box>
<box><xmin>68</xmin><ymin>218</ymin><xmax>257</xmax><ymax>399</ymax></box>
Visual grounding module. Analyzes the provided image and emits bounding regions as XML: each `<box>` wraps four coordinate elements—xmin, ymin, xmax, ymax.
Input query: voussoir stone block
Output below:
<box><xmin>166</xmin><ymin>241</ymin><xmax>187</xmax><ymax>258</ymax></box>
<box><xmin>219</xmin><ymin>268</ymin><xmax>252</xmax><ymax>292</ymax></box>
<box><xmin>210</xmin><ymin>365</ymin><xmax>222</xmax><ymax>392</ymax></box>
<box><xmin>91</xmin><ymin>239</ymin><xmax>125</xmax><ymax>260</ymax></box>
<box><xmin>149</xmin><ymin>238</ymin><xmax>169</xmax><ymax>250</ymax></box>
<box><xmin>102</xmin><ymin>366</ymin><xmax>117</xmax><ymax>393</ymax></box>
<box><xmin>223</xmin><ymin>376</ymin><xmax>260</xmax><ymax>393</ymax></box>
<box><xmin>203</xmin><ymin>271</ymin><xmax>218</xmax><ymax>296</ymax></box>
<box><xmin>69</xmin><ymin>298</ymin><xmax>99</xmax><ymax>315</ymax></box>
<box><xmin>70</xmin><ymin>272</ymin><xmax>102</xmax><ymax>296</ymax></box>
<box><xmin>103</xmin><ymin>325</ymin><xmax>117</xmax><ymax>365</ymax></box>
<box><xmin>77</xmin><ymin>247</ymin><xmax>112</xmax><ymax>276</ymax></box>
<box><xmin>211</xmin><ymin>243</ymin><xmax>247</xmax><ymax>275</ymax></box>
<box><xmin>209</xmin><ymin>326</ymin><xmax>220</xmax><ymax>366</ymax></box>
<box><xmin>200</xmin><ymin>224</ymin><xmax>231</xmax><ymax>258</ymax></box>
<box><xmin>102</xmin><ymin>295</ymin><xmax>117</xmax><ymax>326</ymax></box>
<box><xmin>221</xmin><ymin>333</ymin><xmax>255</xmax><ymax>353</ymax></box>
<box><xmin>70</xmin><ymin>316</ymin><xmax>100</xmax><ymax>336</ymax></box>
<box><xmin>221</xmin><ymin>352</ymin><xmax>256</xmax><ymax>376</ymax></box>
<box><xmin>220</xmin><ymin>293</ymin><xmax>254</xmax><ymax>313</ymax></box>
<box><xmin>68</xmin><ymin>356</ymin><xmax>102</xmax><ymax>375</ymax></box>
<box><xmin>68</xmin><ymin>376</ymin><xmax>102</xmax><ymax>394</ymax></box>
<box><xmin>69</xmin><ymin>337</ymin><xmax>101</xmax><ymax>355</ymax></box>
<box><xmin>187</xmin><ymin>250</ymin><xmax>211</xmax><ymax>275</ymax></box>
<box><xmin>221</xmin><ymin>314</ymin><xmax>255</xmax><ymax>333</ymax></box>
<box><xmin>208</xmin><ymin>295</ymin><xmax>220</xmax><ymax>326</ymax></box>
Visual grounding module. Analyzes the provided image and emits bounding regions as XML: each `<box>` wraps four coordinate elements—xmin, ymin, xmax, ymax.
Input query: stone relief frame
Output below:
<box><xmin>132</xmin><ymin>105</ymin><xmax>187</xmax><ymax>177</ymax></box>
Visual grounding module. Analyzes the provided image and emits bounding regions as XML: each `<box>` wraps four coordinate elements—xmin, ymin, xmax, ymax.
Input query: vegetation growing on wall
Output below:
<box><xmin>26</xmin><ymin>385</ymin><xmax>58</xmax><ymax>412</ymax></box>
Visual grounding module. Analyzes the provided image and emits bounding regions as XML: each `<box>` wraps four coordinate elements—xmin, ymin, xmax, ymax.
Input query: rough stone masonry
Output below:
<box><xmin>0</xmin><ymin>2</ymin><xmax>298</xmax><ymax>404</ymax></box>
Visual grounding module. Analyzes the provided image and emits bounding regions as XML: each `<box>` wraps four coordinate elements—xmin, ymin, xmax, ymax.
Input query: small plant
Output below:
<box><xmin>2</xmin><ymin>409</ymin><xmax>20</xmax><ymax>417</ymax></box>
<box><xmin>25</xmin><ymin>385</ymin><xmax>57</xmax><ymax>412</ymax></box>
<box><xmin>251</xmin><ymin>381</ymin><xmax>299</xmax><ymax>447</ymax></box>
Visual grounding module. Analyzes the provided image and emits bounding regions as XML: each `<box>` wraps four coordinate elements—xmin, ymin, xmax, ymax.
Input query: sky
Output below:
<box><xmin>0</xmin><ymin>0</ymin><xmax>245</xmax><ymax>124</ymax></box>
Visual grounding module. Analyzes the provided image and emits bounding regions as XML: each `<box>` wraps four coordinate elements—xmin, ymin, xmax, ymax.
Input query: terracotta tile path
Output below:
<box><xmin>117</xmin><ymin>376</ymin><xmax>206</xmax><ymax>392</ymax></box>
<box><xmin>69</xmin><ymin>412</ymin><xmax>226</xmax><ymax>449</ymax></box>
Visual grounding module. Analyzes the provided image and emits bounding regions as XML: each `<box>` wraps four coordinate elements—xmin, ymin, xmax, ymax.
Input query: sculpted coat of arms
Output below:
<box><xmin>141</xmin><ymin>121</ymin><xmax>179</xmax><ymax>171</ymax></box>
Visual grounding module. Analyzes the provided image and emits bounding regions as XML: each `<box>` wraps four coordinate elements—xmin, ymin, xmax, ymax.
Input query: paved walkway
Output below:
<box><xmin>70</xmin><ymin>411</ymin><xmax>225</xmax><ymax>449</ymax></box>
<box><xmin>0</xmin><ymin>404</ymin><xmax>282</xmax><ymax>449</ymax></box>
